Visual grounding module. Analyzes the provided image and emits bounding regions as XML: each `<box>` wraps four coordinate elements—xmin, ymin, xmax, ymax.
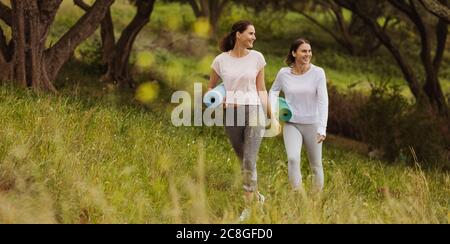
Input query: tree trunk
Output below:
<box><xmin>186</xmin><ymin>0</ymin><xmax>226</xmax><ymax>38</ymax></box>
<box><xmin>424</xmin><ymin>17</ymin><xmax>448</xmax><ymax>116</ymax></box>
<box><xmin>45</xmin><ymin>0</ymin><xmax>115</xmax><ymax>83</ymax></box>
<box><xmin>329</xmin><ymin>3</ymin><xmax>357</xmax><ymax>55</ymax></box>
<box><xmin>2</xmin><ymin>0</ymin><xmax>114</xmax><ymax>92</ymax></box>
<box><xmin>0</xmin><ymin>27</ymin><xmax>11</xmax><ymax>81</ymax></box>
<box><xmin>27</xmin><ymin>1</ymin><xmax>49</xmax><ymax>91</ymax></box>
<box><xmin>74</xmin><ymin>0</ymin><xmax>115</xmax><ymax>64</ymax></box>
<box><xmin>76</xmin><ymin>0</ymin><xmax>156</xmax><ymax>88</ymax></box>
<box><xmin>9</xmin><ymin>0</ymin><xmax>64</xmax><ymax>92</ymax></box>
<box><xmin>11</xmin><ymin>0</ymin><xmax>29</xmax><ymax>88</ymax></box>
<box><xmin>102</xmin><ymin>0</ymin><xmax>156</xmax><ymax>88</ymax></box>
<box><xmin>335</xmin><ymin>0</ymin><xmax>427</xmax><ymax>103</ymax></box>
<box><xmin>363</xmin><ymin>15</ymin><xmax>424</xmax><ymax>101</ymax></box>
<box><xmin>100</xmin><ymin>9</ymin><xmax>115</xmax><ymax>64</ymax></box>
<box><xmin>209</xmin><ymin>9</ymin><xmax>219</xmax><ymax>38</ymax></box>
<box><xmin>0</xmin><ymin>2</ymin><xmax>12</xmax><ymax>26</ymax></box>
<box><xmin>187</xmin><ymin>0</ymin><xmax>202</xmax><ymax>17</ymax></box>
<box><xmin>389</xmin><ymin>0</ymin><xmax>448</xmax><ymax>116</ymax></box>
<box><xmin>336</xmin><ymin>0</ymin><xmax>449</xmax><ymax>116</ymax></box>
<box><xmin>211</xmin><ymin>0</ymin><xmax>227</xmax><ymax>38</ymax></box>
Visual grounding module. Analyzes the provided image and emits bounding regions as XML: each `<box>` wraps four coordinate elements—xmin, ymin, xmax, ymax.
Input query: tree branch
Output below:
<box><xmin>392</xmin><ymin>0</ymin><xmax>435</xmax><ymax>77</ymax></box>
<box><xmin>331</xmin><ymin>5</ymin><xmax>351</xmax><ymax>41</ymax></box>
<box><xmin>104</xmin><ymin>0</ymin><xmax>155</xmax><ymax>86</ymax></box>
<box><xmin>335</xmin><ymin>0</ymin><xmax>423</xmax><ymax>98</ymax></box>
<box><xmin>0</xmin><ymin>25</ymin><xmax>10</xmax><ymax>81</ymax></box>
<box><xmin>200</xmin><ymin>0</ymin><xmax>210</xmax><ymax>17</ymax></box>
<box><xmin>433</xmin><ymin>18</ymin><xmax>448</xmax><ymax>71</ymax></box>
<box><xmin>388</xmin><ymin>0</ymin><xmax>415</xmax><ymax>19</ymax></box>
<box><xmin>218</xmin><ymin>0</ymin><xmax>227</xmax><ymax>14</ymax></box>
<box><xmin>0</xmin><ymin>2</ymin><xmax>12</xmax><ymax>26</ymax></box>
<box><xmin>299</xmin><ymin>11</ymin><xmax>346</xmax><ymax>48</ymax></box>
<box><xmin>366</xmin><ymin>16</ymin><xmax>392</xmax><ymax>52</ymax></box>
<box><xmin>74</xmin><ymin>0</ymin><xmax>91</xmax><ymax>11</ymax></box>
<box><xmin>0</xmin><ymin>26</ymin><xmax>8</xmax><ymax>62</ymax></box>
<box><xmin>38</xmin><ymin>0</ymin><xmax>63</xmax><ymax>45</ymax></box>
<box><xmin>45</xmin><ymin>0</ymin><xmax>115</xmax><ymax>81</ymax></box>
<box><xmin>73</xmin><ymin>0</ymin><xmax>116</xmax><ymax>63</ymax></box>
<box><xmin>187</xmin><ymin>0</ymin><xmax>202</xmax><ymax>17</ymax></box>
<box><xmin>419</xmin><ymin>0</ymin><xmax>450</xmax><ymax>22</ymax></box>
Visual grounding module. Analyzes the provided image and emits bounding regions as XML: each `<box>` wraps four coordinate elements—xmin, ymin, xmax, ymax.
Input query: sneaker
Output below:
<box><xmin>239</xmin><ymin>208</ymin><xmax>251</xmax><ymax>222</ymax></box>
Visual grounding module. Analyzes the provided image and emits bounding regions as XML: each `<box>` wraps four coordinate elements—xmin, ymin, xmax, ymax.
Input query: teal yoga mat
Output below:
<box><xmin>278</xmin><ymin>97</ymin><xmax>292</xmax><ymax>122</ymax></box>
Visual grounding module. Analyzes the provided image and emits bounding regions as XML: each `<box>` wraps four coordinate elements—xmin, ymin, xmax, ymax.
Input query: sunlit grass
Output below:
<box><xmin>0</xmin><ymin>86</ymin><xmax>448</xmax><ymax>223</ymax></box>
<box><xmin>3</xmin><ymin>1</ymin><xmax>448</xmax><ymax>224</ymax></box>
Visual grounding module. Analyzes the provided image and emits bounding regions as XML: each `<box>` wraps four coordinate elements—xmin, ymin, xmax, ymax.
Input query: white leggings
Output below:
<box><xmin>283</xmin><ymin>122</ymin><xmax>324</xmax><ymax>192</ymax></box>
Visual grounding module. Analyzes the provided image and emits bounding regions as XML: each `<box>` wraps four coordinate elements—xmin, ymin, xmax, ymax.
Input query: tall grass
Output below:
<box><xmin>0</xmin><ymin>86</ymin><xmax>448</xmax><ymax>223</ymax></box>
<box><xmin>1</xmin><ymin>1</ymin><xmax>448</xmax><ymax>224</ymax></box>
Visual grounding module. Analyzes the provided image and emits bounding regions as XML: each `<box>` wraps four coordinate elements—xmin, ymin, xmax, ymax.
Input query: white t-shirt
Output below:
<box><xmin>270</xmin><ymin>65</ymin><xmax>329</xmax><ymax>136</ymax></box>
<box><xmin>211</xmin><ymin>50</ymin><xmax>266</xmax><ymax>105</ymax></box>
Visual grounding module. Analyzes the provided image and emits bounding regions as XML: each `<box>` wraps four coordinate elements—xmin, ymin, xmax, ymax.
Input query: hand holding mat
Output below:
<box><xmin>278</xmin><ymin>97</ymin><xmax>292</xmax><ymax>122</ymax></box>
<box><xmin>203</xmin><ymin>83</ymin><xmax>226</xmax><ymax>108</ymax></box>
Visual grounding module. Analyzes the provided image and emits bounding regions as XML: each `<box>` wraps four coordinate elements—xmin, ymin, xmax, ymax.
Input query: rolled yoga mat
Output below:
<box><xmin>278</xmin><ymin>97</ymin><xmax>292</xmax><ymax>122</ymax></box>
<box><xmin>203</xmin><ymin>83</ymin><xmax>226</xmax><ymax>108</ymax></box>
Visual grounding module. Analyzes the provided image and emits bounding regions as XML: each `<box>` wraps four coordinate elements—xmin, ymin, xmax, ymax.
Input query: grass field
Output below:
<box><xmin>0</xmin><ymin>0</ymin><xmax>448</xmax><ymax>224</ymax></box>
<box><xmin>0</xmin><ymin>85</ymin><xmax>448</xmax><ymax>223</ymax></box>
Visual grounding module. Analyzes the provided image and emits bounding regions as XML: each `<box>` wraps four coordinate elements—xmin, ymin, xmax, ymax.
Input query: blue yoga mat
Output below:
<box><xmin>203</xmin><ymin>83</ymin><xmax>226</xmax><ymax>108</ymax></box>
<box><xmin>278</xmin><ymin>97</ymin><xmax>292</xmax><ymax>122</ymax></box>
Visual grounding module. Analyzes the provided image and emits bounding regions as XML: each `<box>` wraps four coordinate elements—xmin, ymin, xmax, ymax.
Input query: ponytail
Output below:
<box><xmin>220</xmin><ymin>20</ymin><xmax>253</xmax><ymax>52</ymax></box>
<box><xmin>285</xmin><ymin>38</ymin><xmax>311</xmax><ymax>66</ymax></box>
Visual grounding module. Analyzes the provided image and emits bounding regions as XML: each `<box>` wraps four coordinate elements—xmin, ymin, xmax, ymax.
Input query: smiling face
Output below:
<box><xmin>236</xmin><ymin>25</ymin><xmax>256</xmax><ymax>49</ymax></box>
<box><xmin>292</xmin><ymin>43</ymin><xmax>312</xmax><ymax>65</ymax></box>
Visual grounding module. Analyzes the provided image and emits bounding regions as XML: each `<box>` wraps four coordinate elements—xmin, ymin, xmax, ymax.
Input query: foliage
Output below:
<box><xmin>75</xmin><ymin>37</ymin><xmax>104</xmax><ymax>75</ymax></box>
<box><xmin>356</xmin><ymin>82</ymin><xmax>449</xmax><ymax>167</ymax></box>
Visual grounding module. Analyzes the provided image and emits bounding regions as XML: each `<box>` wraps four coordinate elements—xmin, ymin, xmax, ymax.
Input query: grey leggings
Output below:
<box><xmin>283</xmin><ymin>122</ymin><xmax>324</xmax><ymax>192</ymax></box>
<box><xmin>224</xmin><ymin>105</ymin><xmax>264</xmax><ymax>192</ymax></box>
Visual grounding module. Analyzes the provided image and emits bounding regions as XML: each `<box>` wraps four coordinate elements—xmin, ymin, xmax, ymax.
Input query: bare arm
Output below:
<box><xmin>256</xmin><ymin>68</ymin><xmax>272</xmax><ymax>119</ymax></box>
<box><xmin>207</xmin><ymin>70</ymin><xmax>220</xmax><ymax>91</ymax></box>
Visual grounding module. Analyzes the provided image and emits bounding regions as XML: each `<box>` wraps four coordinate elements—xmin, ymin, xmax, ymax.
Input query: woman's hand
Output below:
<box><xmin>317</xmin><ymin>134</ymin><xmax>326</xmax><ymax>144</ymax></box>
<box><xmin>264</xmin><ymin>118</ymin><xmax>281</xmax><ymax>137</ymax></box>
<box><xmin>271</xmin><ymin>119</ymin><xmax>281</xmax><ymax>134</ymax></box>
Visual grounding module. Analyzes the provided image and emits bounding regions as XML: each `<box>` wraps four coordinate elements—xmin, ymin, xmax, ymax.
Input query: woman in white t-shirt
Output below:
<box><xmin>270</xmin><ymin>38</ymin><xmax>329</xmax><ymax>193</ymax></box>
<box><xmin>208</xmin><ymin>20</ymin><xmax>274</xmax><ymax>220</ymax></box>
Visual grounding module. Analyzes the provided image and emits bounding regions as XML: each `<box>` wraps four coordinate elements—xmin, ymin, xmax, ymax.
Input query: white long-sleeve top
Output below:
<box><xmin>269</xmin><ymin>65</ymin><xmax>329</xmax><ymax>136</ymax></box>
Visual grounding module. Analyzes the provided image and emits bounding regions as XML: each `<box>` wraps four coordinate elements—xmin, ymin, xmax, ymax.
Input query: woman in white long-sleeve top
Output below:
<box><xmin>269</xmin><ymin>38</ymin><xmax>329</xmax><ymax>192</ymax></box>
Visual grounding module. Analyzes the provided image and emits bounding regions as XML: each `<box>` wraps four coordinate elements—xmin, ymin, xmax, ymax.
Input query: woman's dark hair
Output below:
<box><xmin>220</xmin><ymin>20</ymin><xmax>254</xmax><ymax>52</ymax></box>
<box><xmin>285</xmin><ymin>38</ymin><xmax>311</xmax><ymax>66</ymax></box>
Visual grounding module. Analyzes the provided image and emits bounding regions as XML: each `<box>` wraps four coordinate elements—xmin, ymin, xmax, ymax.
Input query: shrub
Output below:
<box><xmin>327</xmin><ymin>81</ymin><xmax>449</xmax><ymax>169</ymax></box>
<box><xmin>397</xmin><ymin>107</ymin><xmax>449</xmax><ymax>169</ymax></box>
<box><xmin>75</xmin><ymin>37</ymin><xmax>104</xmax><ymax>75</ymax></box>
<box><xmin>355</xmin><ymin>82</ymin><xmax>449</xmax><ymax>168</ymax></box>
<box><xmin>356</xmin><ymin>82</ymin><xmax>409</xmax><ymax>160</ymax></box>
<box><xmin>327</xmin><ymin>84</ymin><xmax>366</xmax><ymax>140</ymax></box>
